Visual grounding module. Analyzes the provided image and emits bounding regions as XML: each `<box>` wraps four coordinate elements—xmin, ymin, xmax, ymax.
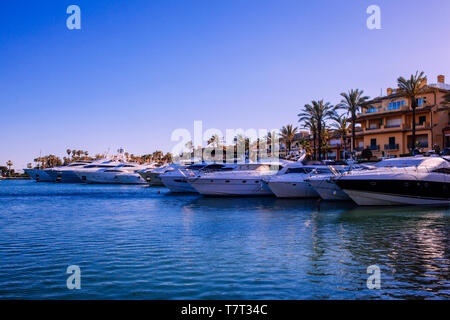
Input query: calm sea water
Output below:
<box><xmin>0</xmin><ymin>180</ymin><xmax>448</xmax><ymax>299</ymax></box>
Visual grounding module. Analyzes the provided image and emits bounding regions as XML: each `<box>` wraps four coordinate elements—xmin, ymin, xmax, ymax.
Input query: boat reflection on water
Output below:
<box><xmin>327</xmin><ymin>205</ymin><xmax>449</xmax><ymax>299</ymax></box>
<box><xmin>181</xmin><ymin>198</ymin><xmax>449</xmax><ymax>299</ymax></box>
<box><xmin>183</xmin><ymin>196</ymin><xmax>356</xmax><ymax>213</ymax></box>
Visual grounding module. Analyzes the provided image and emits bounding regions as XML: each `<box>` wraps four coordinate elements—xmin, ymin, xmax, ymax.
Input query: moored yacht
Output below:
<box><xmin>23</xmin><ymin>168</ymin><xmax>54</xmax><ymax>182</ymax></box>
<box><xmin>138</xmin><ymin>164</ymin><xmax>180</xmax><ymax>186</ymax></box>
<box><xmin>307</xmin><ymin>165</ymin><xmax>363</xmax><ymax>201</ymax></box>
<box><xmin>187</xmin><ymin>161</ymin><xmax>288</xmax><ymax>196</ymax></box>
<box><xmin>114</xmin><ymin>163</ymin><xmax>159</xmax><ymax>185</ymax></box>
<box><xmin>45</xmin><ymin>161</ymin><xmax>94</xmax><ymax>183</ymax></box>
<box><xmin>72</xmin><ymin>161</ymin><xmax>124</xmax><ymax>182</ymax></box>
<box><xmin>78</xmin><ymin>163</ymin><xmax>149</xmax><ymax>184</ymax></box>
<box><xmin>334</xmin><ymin>156</ymin><xmax>450</xmax><ymax>206</ymax></box>
<box><xmin>161</xmin><ymin>163</ymin><xmax>236</xmax><ymax>193</ymax></box>
<box><xmin>160</xmin><ymin>163</ymin><xmax>207</xmax><ymax>193</ymax></box>
<box><xmin>264</xmin><ymin>164</ymin><xmax>334</xmax><ymax>198</ymax></box>
<box><xmin>307</xmin><ymin>170</ymin><xmax>350</xmax><ymax>201</ymax></box>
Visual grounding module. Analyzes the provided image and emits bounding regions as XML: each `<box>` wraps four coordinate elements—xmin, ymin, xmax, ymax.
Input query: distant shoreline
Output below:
<box><xmin>0</xmin><ymin>177</ymin><xmax>31</xmax><ymax>180</ymax></box>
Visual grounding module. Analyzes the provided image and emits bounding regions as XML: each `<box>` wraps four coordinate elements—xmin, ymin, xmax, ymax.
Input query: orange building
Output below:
<box><xmin>354</xmin><ymin>75</ymin><xmax>450</xmax><ymax>157</ymax></box>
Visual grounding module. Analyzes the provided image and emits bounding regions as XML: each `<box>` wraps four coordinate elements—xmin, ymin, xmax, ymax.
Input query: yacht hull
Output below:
<box><xmin>138</xmin><ymin>172</ymin><xmax>164</xmax><ymax>186</ymax></box>
<box><xmin>75</xmin><ymin>171</ymin><xmax>123</xmax><ymax>184</ymax></box>
<box><xmin>336</xmin><ymin>178</ymin><xmax>450</xmax><ymax>206</ymax></box>
<box><xmin>266</xmin><ymin>181</ymin><xmax>318</xmax><ymax>198</ymax></box>
<box><xmin>115</xmin><ymin>174</ymin><xmax>147</xmax><ymax>185</ymax></box>
<box><xmin>308</xmin><ymin>179</ymin><xmax>350</xmax><ymax>200</ymax></box>
<box><xmin>343</xmin><ymin>190</ymin><xmax>450</xmax><ymax>206</ymax></box>
<box><xmin>161</xmin><ymin>176</ymin><xmax>197</xmax><ymax>193</ymax></box>
<box><xmin>24</xmin><ymin>169</ymin><xmax>54</xmax><ymax>182</ymax></box>
<box><xmin>188</xmin><ymin>178</ymin><xmax>274</xmax><ymax>196</ymax></box>
<box><xmin>46</xmin><ymin>170</ymin><xmax>82</xmax><ymax>183</ymax></box>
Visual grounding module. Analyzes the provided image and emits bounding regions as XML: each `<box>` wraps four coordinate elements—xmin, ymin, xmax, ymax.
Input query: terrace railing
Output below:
<box><xmin>384</xmin><ymin>144</ymin><xmax>399</xmax><ymax>150</ymax></box>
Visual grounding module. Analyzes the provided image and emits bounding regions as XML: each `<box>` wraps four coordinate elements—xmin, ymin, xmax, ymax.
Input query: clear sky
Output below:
<box><xmin>1</xmin><ymin>0</ymin><xmax>450</xmax><ymax>169</ymax></box>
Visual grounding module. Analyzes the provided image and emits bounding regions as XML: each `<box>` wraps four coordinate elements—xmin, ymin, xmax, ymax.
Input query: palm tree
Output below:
<box><xmin>152</xmin><ymin>150</ymin><xmax>164</xmax><ymax>162</ymax></box>
<box><xmin>207</xmin><ymin>134</ymin><xmax>221</xmax><ymax>148</ymax></box>
<box><xmin>331</xmin><ymin>114</ymin><xmax>350</xmax><ymax>159</ymax></box>
<box><xmin>280</xmin><ymin>124</ymin><xmax>298</xmax><ymax>155</ymax></box>
<box><xmin>337</xmin><ymin>89</ymin><xmax>369</xmax><ymax>154</ymax></box>
<box><xmin>397</xmin><ymin>71</ymin><xmax>427</xmax><ymax>152</ymax></box>
<box><xmin>299</xmin><ymin>139</ymin><xmax>312</xmax><ymax>158</ymax></box>
<box><xmin>301</xmin><ymin>118</ymin><xmax>317</xmax><ymax>160</ymax></box>
<box><xmin>162</xmin><ymin>153</ymin><xmax>173</xmax><ymax>163</ymax></box>
<box><xmin>441</xmin><ymin>92</ymin><xmax>450</xmax><ymax>107</ymax></box>
<box><xmin>6</xmin><ymin>160</ymin><xmax>13</xmax><ymax>176</ymax></box>
<box><xmin>66</xmin><ymin>149</ymin><xmax>71</xmax><ymax>158</ymax></box>
<box><xmin>298</xmin><ymin>100</ymin><xmax>336</xmax><ymax>160</ymax></box>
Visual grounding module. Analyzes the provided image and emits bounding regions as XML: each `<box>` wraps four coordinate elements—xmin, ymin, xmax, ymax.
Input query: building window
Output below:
<box><xmin>418</xmin><ymin>116</ymin><xmax>426</xmax><ymax>125</ymax></box>
<box><xmin>416</xmin><ymin>97</ymin><xmax>426</xmax><ymax>107</ymax></box>
<box><xmin>386</xmin><ymin>118</ymin><xmax>401</xmax><ymax>128</ymax></box>
<box><xmin>370</xmin><ymin>139</ymin><xmax>377</xmax><ymax>147</ymax></box>
<box><xmin>389</xmin><ymin>137</ymin><xmax>395</xmax><ymax>145</ymax></box>
<box><xmin>388</xmin><ymin>100</ymin><xmax>404</xmax><ymax>110</ymax></box>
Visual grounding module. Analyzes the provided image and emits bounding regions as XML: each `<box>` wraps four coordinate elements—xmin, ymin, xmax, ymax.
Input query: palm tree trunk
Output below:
<box><xmin>343</xmin><ymin>134</ymin><xmax>346</xmax><ymax>160</ymax></box>
<box><xmin>313</xmin><ymin>132</ymin><xmax>317</xmax><ymax>160</ymax></box>
<box><xmin>352</xmin><ymin>113</ymin><xmax>356</xmax><ymax>153</ymax></box>
<box><xmin>318</xmin><ymin>123</ymin><xmax>322</xmax><ymax>161</ymax></box>
<box><xmin>412</xmin><ymin>107</ymin><xmax>416</xmax><ymax>152</ymax></box>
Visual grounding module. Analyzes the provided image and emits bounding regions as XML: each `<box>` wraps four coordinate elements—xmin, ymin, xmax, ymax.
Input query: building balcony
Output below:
<box><xmin>362</xmin><ymin>105</ymin><xmax>409</xmax><ymax>115</ymax></box>
<box><xmin>404</xmin><ymin>122</ymin><xmax>431</xmax><ymax>130</ymax></box>
<box><xmin>384</xmin><ymin>144</ymin><xmax>399</xmax><ymax>151</ymax></box>
<box><xmin>367</xmin><ymin>145</ymin><xmax>380</xmax><ymax>151</ymax></box>
<box><xmin>365</xmin><ymin>126</ymin><xmax>383</xmax><ymax>131</ymax></box>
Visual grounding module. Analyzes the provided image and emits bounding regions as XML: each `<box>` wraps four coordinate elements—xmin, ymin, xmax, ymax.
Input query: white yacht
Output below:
<box><xmin>334</xmin><ymin>156</ymin><xmax>450</xmax><ymax>206</ymax></box>
<box><xmin>72</xmin><ymin>161</ymin><xmax>124</xmax><ymax>182</ymax></box>
<box><xmin>23</xmin><ymin>168</ymin><xmax>54</xmax><ymax>182</ymax></box>
<box><xmin>45</xmin><ymin>161</ymin><xmax>95</xmax><ymax>183</ymax></box>
<box><xmin>161</xmin><ymin>163</ymin><xmax>236</xmax><ymax>193</ymax></box>
<box><xmin>264</xmin><ymin>164</ymin><xmax>333</xmax><ymax>198</ymax></box>
<box><xmin>307</xmin><ymin>169</ymin><xmax>350</xmax><ymax>201</ymax></box>
<box><xmin>307</xmin><ymin>165</ymin><xmax>363</xmax><ymax>201</ymax></box>
<box><xmin>78</xmin><ymin>163</ymin><xmax>149</xmax><ymax>184</ymax></box>
<box><xmin>187</xmin><ymin>161</ymin><xmax>288</xmax><ymax>196</ymax></box>
<box><xmin>138</xmin><ymin>164</ymin><xmax>179</xmax><ymax>186</ymax></box>
<box><xmin>114</xmin><ymin>163</ymin><xmax>159</xmax><ymax>185</ymax></box>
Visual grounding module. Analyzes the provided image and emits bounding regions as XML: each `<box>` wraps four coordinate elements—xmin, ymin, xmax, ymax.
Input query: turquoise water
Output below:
<box><xmin>0</xmin><ymin>180</ymin><xmax>448</xmax><ymax>299</ymax></box>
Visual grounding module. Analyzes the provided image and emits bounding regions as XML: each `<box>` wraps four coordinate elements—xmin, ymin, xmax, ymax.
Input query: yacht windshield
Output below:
<box><xmin>84</xmin><ymin>164</ymin><xmax>116</xmax><ymax>168</ymax></box>
<box><xmin>202</xmin><ymin>164</ymin><xmax>234</xmax><ymax>171</ymax></box>
<box><xmin>375</xmin><ymin>158</ymin><xmax>426</xmax><ymax>168</ymax></box>
<box><xmin>285</xmin><ymin>167</ymin><xmax>313</xmax><ymax>174</ymax></box>
<box><xmin>186</xmin><ymin>164</ymin><xmax>207</xmax><ymax>170</ymax></box>
<box><xmin>313</xmin><ymin>168</ymin><xmax>332</xmax><ymax>174</ymax></box>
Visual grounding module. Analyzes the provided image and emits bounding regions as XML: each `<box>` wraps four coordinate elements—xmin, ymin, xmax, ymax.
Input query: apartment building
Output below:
<box><xmin>354</xmin><ymin>75</ymin><xmax>450</xmax><ymax>157</ymax></box>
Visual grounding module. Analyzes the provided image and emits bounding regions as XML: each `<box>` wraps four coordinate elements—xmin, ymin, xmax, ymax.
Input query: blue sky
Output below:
<box><xmin>1</xmin><ymin>0</ymin><xmax>450</xmax><ymax>169</ymax></box>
